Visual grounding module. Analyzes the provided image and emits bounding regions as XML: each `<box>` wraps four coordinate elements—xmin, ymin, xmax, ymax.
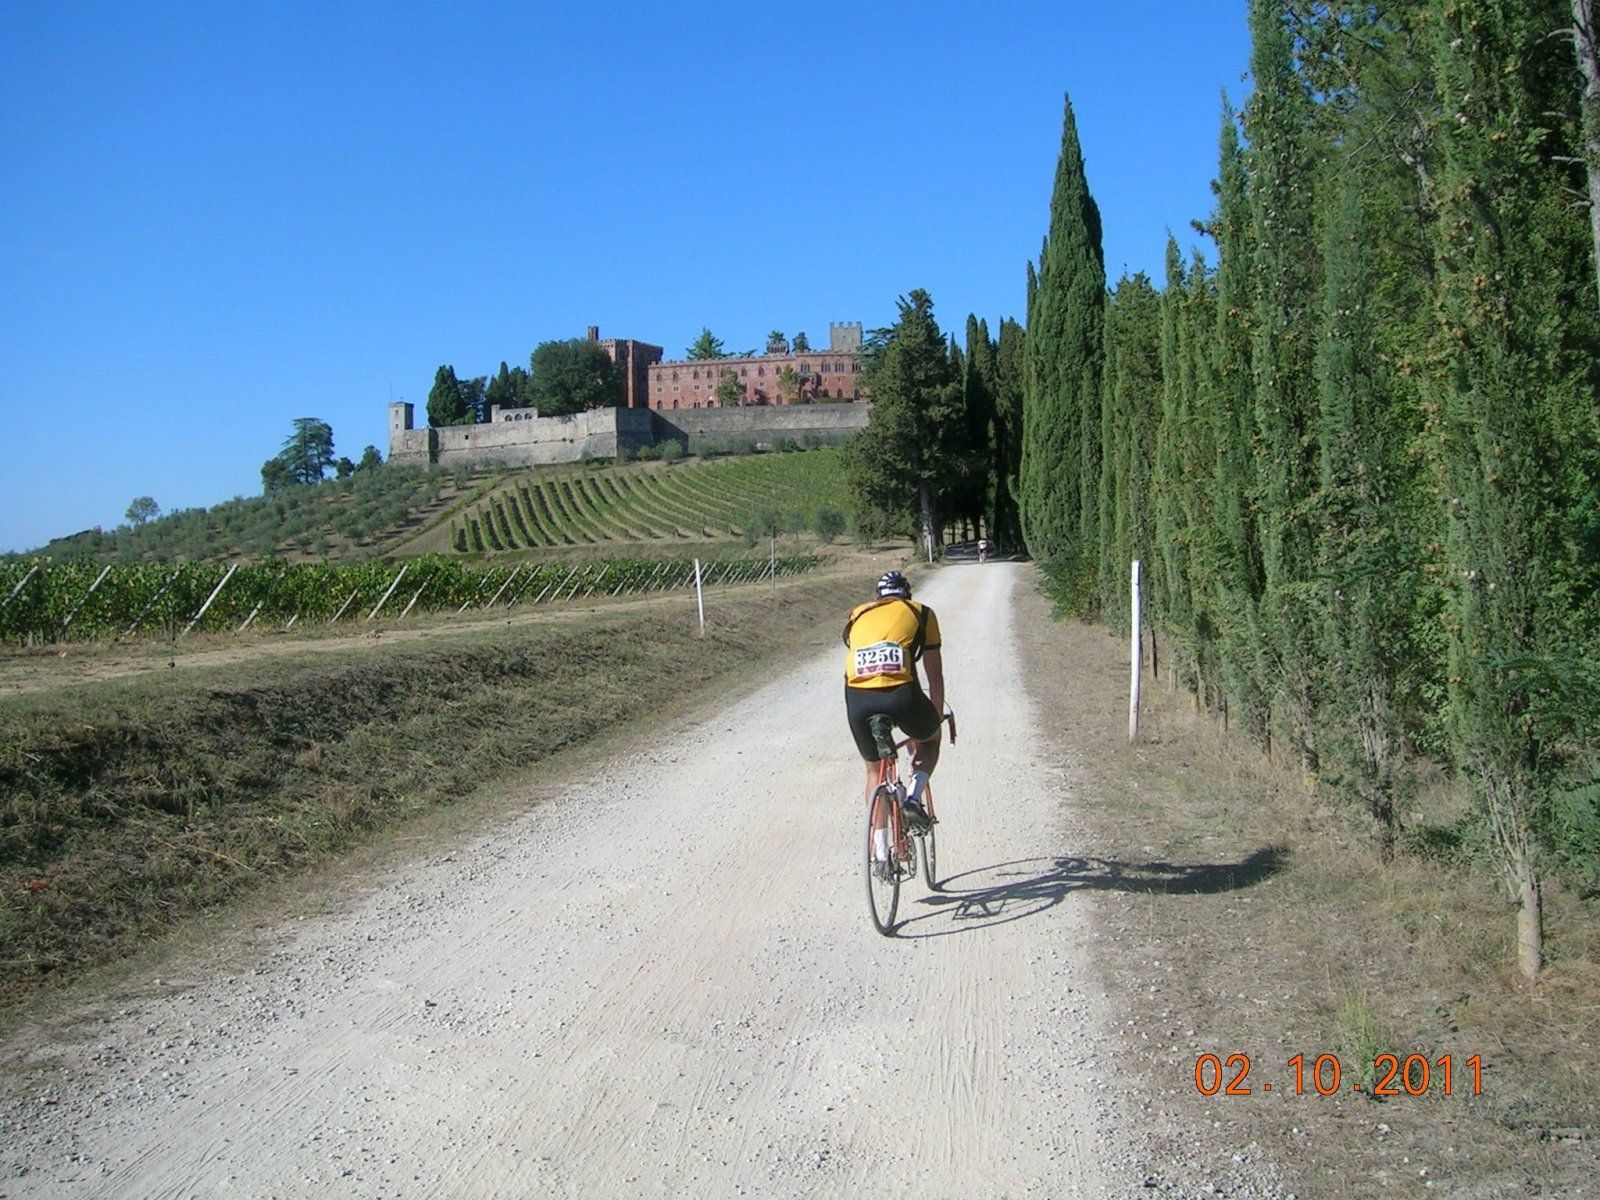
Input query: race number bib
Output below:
<box><xmin>853</xmin><ymin>639</ymin><xmax>905</xmax><ymax>681</ymax></box>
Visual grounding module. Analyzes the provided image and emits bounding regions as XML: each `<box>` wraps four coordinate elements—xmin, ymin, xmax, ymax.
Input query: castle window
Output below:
<box><xmin>851</xmin><ymin>362</ymin><xmax>862</xmax><ymax>372</ymax></box>
<box><xmin>740</xmin><ymin>368</ymin><xmax>747</xmax><ymax>377</ymax></box>
<box><xmin>758</xmin><ymin>366</ymin><xmax>765</xmax><ymax>377</ymax></box>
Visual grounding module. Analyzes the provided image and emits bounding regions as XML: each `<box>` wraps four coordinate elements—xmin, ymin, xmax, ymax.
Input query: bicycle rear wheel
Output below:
<box><xmin>864</xmin><ymin>785</ymin><xmax>900</xmax><ymax>935</ymax></box>
<box><xmin>919</xmin><ymin>821</ymin><xmax>938</xmax><ymax>890</ymax></box>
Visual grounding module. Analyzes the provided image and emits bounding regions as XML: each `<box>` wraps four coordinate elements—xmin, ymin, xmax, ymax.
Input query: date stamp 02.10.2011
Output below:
<box><xmin>1194</xmin><ymin>1053</ymin><xmax>1485</xmax><ymax>1098</ymax></box>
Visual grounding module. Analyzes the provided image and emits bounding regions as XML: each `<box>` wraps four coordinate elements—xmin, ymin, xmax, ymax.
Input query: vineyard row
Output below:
<box><xmin>0</xmin><ymin>554</ymin><xmax>821</xmax><ymax>645</ymax></box>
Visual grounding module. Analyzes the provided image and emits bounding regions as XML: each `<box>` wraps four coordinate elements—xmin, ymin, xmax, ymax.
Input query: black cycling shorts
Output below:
<box><xmin>844</xmin><ymin>682</ymin><xmax>942</xmax><ymax>769</ymax></box>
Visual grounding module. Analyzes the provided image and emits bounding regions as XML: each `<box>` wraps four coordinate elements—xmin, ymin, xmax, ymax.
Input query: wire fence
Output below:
<box><xmin>0</xmin><ymin>554</ymin><xmax>821</xmax><ymax>646</ymax></box>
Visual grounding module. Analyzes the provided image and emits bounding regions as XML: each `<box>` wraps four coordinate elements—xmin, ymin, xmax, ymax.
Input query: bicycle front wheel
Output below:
<box><xmin>864</xmin><ymin>785</ymin><xmax>900</xmax><ymax>935</ymax></box>
<box><xmin>920</xmin><ymin>821</ymin><xmax>938</xmax><ymax>890</ymax></box>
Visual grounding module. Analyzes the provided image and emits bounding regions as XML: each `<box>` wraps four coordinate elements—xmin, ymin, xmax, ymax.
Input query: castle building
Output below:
<box><xmin>586</xmin><ymin>325</ymin><xmax>663</xmax><ymax>409</ymax></box>
<box><xmin>645</xmin><ymin>321</ymin><xmax>865</xmax><ymax>410</ymax></box>
<box><xmin>387</xmin><ymin>320</ymin><xmax>871</xmax><ymax>470</ymax></box>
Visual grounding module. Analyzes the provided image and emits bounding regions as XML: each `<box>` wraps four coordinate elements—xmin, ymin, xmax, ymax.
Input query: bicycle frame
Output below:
<box><xmin>863</xmin><ymin>709</ymin><xmax>957</xmax><ymax>849</ymax></box>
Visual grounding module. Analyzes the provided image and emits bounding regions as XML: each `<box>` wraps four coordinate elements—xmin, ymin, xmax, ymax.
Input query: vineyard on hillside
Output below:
<box><xmin>26</xmin><ymin>467</ymin><xmax>471</xmax><ymax>565</ymax></box>
<box><xmin>446</xmin><ymin>452</ymin><xmax>849</xmax><ymax>553</ymax></box>
<box><xmin>0</xmin><ymin>554</ymin><xmax>819</xmax><ymax>646</ymax></box>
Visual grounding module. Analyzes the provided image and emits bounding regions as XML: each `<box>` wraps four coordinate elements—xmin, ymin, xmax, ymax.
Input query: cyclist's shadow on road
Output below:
<box><xmin>890</xmin><ymin>846</ymin><xmax>1287</xmax><ymax>939</ymax></box>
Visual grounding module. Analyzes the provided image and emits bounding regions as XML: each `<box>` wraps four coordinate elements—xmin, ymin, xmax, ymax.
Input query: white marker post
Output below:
<box><xmin>1129</xmin><ymin>559</ymin><xmax>1142</xmax><ymax>744</ymax></box>
<box><xmin>693</xmin><ymin>557</ymin><xmax>705</xmax><ymax>634</ymax></box>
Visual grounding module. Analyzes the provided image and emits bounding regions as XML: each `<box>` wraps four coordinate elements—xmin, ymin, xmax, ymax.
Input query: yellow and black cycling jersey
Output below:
<box><xmin>842</xmin><ymin>597</ymin><xmax>941</xmax><ymax>690</ymax></box>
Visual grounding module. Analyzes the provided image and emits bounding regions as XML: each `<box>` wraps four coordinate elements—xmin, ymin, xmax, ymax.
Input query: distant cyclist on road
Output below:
<box><xmin>843</xmin><ymin>570</ymin><xmax>945</xmax><ymax>828</ymax></box>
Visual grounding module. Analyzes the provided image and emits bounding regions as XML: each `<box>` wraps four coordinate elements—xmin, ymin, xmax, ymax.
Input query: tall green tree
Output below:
<box><xmin>962</xmin><ymin>314</ymin><xmax>1000</xmax><ymax>539</ymax></box>
<box><xmin>277</xmin><ymin>418</ymin><xmax>336</xmax><ymax>485</ymax></box>
<box><xmin>991</xmin><ymin>318</ymin><xmax>1027</xmax><ymax>551</ymax></box>
<box><xmin>526</xmin><ymin>339</ymin><xmax>623</xmax><ymax>415</ymax></box>
<box><xmin>844</xmin><ymin>290</ymin><xmax>962</xmax><ymax>552</ymax></box>
<box><xmin>1428</xmin><ymin>0</ymin><xmax>1600</xmax><ymax>976</ymax></box>
<box><xmin>1246</xmin><ymin>0</ymin><xmax>1324</xmax><ymax>764</ymax></box>
<box><xmin>1021</xmin><ymin>93</ymin><xmax>1106</xmax><ymax>591</ymax></box>
<box><xmin>792</xmin><ymin>331</ymin><xmax>811</xmax><ymax>352</ymax></box>
<box><xmin>1098</xmin><ymin>273</ymin><xmax>1162</xmax><ymax>621</ymax></box>
<box><xmin>427</xmin><ymin>364</ymin><xmax>468</xmax><ymax>427</ymax></box>
<box><xmin>125</xmin><ymin>496</ymin><xmax>160</xmax><ymax>526</ymax></box>
<box><xmin>1207</xmin><ymin>98</ymin><xmax>1269</xmax><ymax>742</ymax></box>
<box><xmin>1314</xmin><ymin>165</ymin><xmax>1416</xmax><ymax>855</ymax></box>
<box><xmin>486</xmin><ymin>361</ymin><xmax>530</xmax><ymax>413</ymax></box>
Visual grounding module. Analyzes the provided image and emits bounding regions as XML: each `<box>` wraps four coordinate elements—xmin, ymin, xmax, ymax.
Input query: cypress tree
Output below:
<box><xmin>992</xmin><ymin>318</ymin><xmax>1027</xmax><ymax>551</ymax></box>
<box><xmin>1178</xmin><ymin>250</ymin><xmax>1223</xmax><ymax>706</ymax></box>
<box><xmin>427</xmin><ymin>365</ymin><xmax>468</xmax><ymax>428</ymax></box>
<box><xmin>1246</xmin><ymin>0</ymin><xmax>1324</xmax><ymax>765</ymax></box>
<box><xmin>1155</xmin><ymin>238</ymin><xmax>1197</xmax><ymax>686</ymax></box>
<box><xmin>1208</xmin><ymin>100</ymin><xmax>1269</xmax><ymax>743</ymax></box>
<box><xmin>963</xmin><ymin>315</ymin><xmax>1001</xmax><ymax>540</ymax></box>
<box><xmin>1315</xmin><ymin>167</ymin><xmax>1412</xmax><ymax>855</ymax></box>
<box><xmin>1022</xmin><ymin>93</ymin><xmax>1106</xmax><ymax>590</ymax></box>
<box><xmin>1099</xmin><ymin>274</ymin><xmax>1162</xmax><ymax>623</ymax></box>
<box><xmin>1428</xmin><ymin>0</ymin><xmax>1600</xmax><ymax>976</ymax></box>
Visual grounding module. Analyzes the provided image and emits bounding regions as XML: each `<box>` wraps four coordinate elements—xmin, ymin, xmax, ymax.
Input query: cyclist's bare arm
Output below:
<box><xmin>922</xmin><ymin>647</ymin><xmax>945</xmax><ymax>722</ymax></box>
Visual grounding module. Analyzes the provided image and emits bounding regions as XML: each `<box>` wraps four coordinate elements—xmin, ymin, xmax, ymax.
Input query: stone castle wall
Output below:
<box><xmin>653</xmin><ymin>403</ymin><xmax>867</xmax><ymax>452</ymax></box>
<box><xmin>388</xmin><ymin>401</ymin><xmax>868</xmax><ymax>469</ymax></box>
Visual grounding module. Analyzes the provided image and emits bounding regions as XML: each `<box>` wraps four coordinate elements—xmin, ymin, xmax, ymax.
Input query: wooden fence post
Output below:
<box><xmin>181</xmin><ymin>563</ymin><xmax>238</xmax><ymax>639</ymax></box>
<box><xmin>1129</xmin><ymin>559</ymin><xmax>1142</xmax><ymax>744</ymax></box>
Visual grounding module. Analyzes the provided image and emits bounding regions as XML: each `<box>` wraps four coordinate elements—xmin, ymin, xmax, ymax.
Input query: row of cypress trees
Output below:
<box><xmin>1020</xmin><ymin>0</ymin><xmax>1600</xmax><ymax>977</ymax></box>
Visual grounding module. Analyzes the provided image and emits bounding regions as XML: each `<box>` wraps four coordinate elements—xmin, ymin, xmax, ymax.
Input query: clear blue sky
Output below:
<box><xmin>0</xmin><ymin>1</ymin><xmax>1252</xmax><ymax>554</ymax></box>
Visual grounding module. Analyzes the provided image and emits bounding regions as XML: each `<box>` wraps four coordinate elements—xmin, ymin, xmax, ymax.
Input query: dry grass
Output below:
<box><xmin>1015</xmin><ymin>571</ymin><xmax>1599</xmax><ymax>1198</ymax></box>
<box><xmin>0</xmin><ymin>563</ymin><xmax>886</xmax><ymax>1014</ymax></box>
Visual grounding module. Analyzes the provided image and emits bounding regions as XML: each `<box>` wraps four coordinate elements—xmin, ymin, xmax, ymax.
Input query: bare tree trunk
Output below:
<box><xmin>918</xmin><ymin>484</ymin><xmax>937</xmax><ymax>558</ymax></box>
<box><xmin>1487</xmin><ymin>773</ymin><xmax>1544</xmax><ymax>979</ymax></box>
<box><xmin>1575</xmin><ymin>0</ymin><xmax>1600</xmax><ymax>307</ymax></box>
<box><xmin>1517</xmin><ymin>863</ymin><xmax>1544</xmax><ymax>980</ymax></box>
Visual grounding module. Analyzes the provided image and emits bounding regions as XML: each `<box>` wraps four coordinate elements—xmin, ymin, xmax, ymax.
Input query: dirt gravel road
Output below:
<box><xmin>2</xmin><ymin>564</ymin><xmax>1135</xmax><ymax>1198</ymax></box>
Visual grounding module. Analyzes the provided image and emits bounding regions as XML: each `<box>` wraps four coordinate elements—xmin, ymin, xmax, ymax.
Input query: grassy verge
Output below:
<box><xmin>0</xmin><ymin>569</ymin><xmax>870</xmax><ymax>1010</ymax></box>
<box><xmin>1015</xmin><ymin>572</ymin><xmax>1598</xmax><ymax>1198</ymax></box>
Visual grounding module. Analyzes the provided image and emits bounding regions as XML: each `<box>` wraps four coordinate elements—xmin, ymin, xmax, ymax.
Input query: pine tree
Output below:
<box><xmin>1021</xmin><ymin>93</ymin><xmax>1106</xmax><ymax>589</ymax></box>
<box><xmin>844</xmin><ymin>290</ymin><xmax>962</xmax><ymax>553</ymax></box>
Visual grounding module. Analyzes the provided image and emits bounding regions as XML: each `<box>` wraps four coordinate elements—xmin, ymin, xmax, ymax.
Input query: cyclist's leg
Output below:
<box><xmin>845</xmin><ymin>684</ymin><xmax>892</xmax><ymax>800</ymax></box>
<box><xmin>898</xmin><ymin>686</ymin><xmax>942</xmax><ymax>777</ymax></box>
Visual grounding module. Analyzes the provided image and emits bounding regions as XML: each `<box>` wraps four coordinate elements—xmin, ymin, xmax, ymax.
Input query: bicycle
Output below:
<box><xmin>863</xmin><ymin>708</ymin><xmax>956</xmax><ymax>935</ymax></box>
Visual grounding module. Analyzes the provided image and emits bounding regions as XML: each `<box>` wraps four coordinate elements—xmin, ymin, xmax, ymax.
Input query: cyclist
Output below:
<box><xmin>843</xmin><ymin>570</ymin><xmax>945</xmax><ymax>829</ymax></box>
